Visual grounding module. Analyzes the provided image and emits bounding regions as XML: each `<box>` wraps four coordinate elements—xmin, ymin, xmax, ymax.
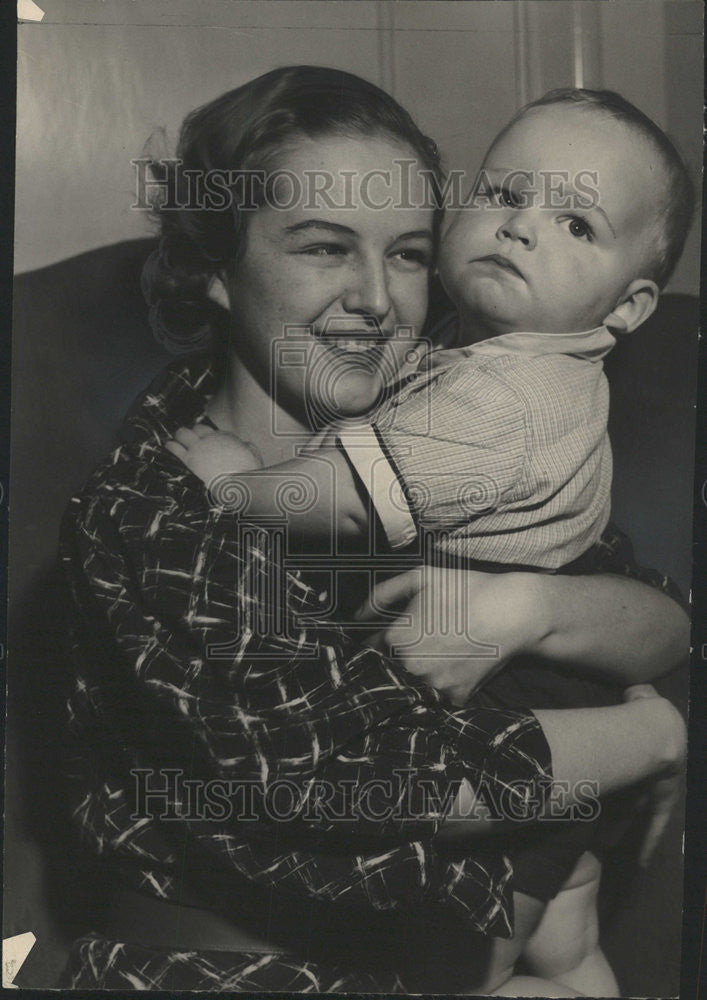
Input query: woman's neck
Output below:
<box><xmin>205</xmin><ymin>355</ymin><xmax>310</xmax><ymax>467</ymax></box>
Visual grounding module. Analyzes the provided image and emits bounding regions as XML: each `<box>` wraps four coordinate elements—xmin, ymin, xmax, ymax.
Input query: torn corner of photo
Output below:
<box><xmin>3</xmin><ymin>933</ymin><xmax>37</xmax><ymax>989</ymax></box>
<box><xmin>17</xmin><ymin>0</ymin><xmax>45</xmax><ymax>24</ymax></box>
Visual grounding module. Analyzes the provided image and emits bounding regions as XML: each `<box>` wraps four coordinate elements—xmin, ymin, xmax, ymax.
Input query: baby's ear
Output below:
<box><xmin>603</xmin><ymin>278</ymin><xmax>659</xmax><ymax>335</ymax></box>
<box><xmin>207</xmin><ymin>274</ymin><xmax>230</xmax><ymax>311</ymax></box>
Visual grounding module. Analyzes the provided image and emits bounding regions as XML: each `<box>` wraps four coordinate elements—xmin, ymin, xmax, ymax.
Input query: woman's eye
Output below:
<box><xmin>393</xmin><ymin>248</ymin><xmax>431</xmax><ymax>268</ymax></box>
<box><xmin>566</xmin><ymin>217</ymin><xmax>593</xmax><ymax>241</ymax></box>
<box><xmin>302</xmin><ymin>244</ymin><xmax>347</xmax><ymax>257</ymax></box>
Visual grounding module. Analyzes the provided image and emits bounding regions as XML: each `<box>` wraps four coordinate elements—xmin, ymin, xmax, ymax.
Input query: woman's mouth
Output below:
<box><xmin>327</xmin><ymin>337</ymin><xmax>385</xmax><ymax>353</ymax></box>
<box><xmin>313</xmin><ymin>321</ymin><xmax>389</xmax><ymax>353</ymax></box>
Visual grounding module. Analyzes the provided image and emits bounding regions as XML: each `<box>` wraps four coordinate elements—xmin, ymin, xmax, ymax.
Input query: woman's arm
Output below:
<box><xmin>440</xmin><ymin>685</ymin><xmax>685</xmax><ymax>861</ymax></box>
<box><xmin>523</xmin><ymin>570</ymin><xmax>689</xmax><ymax>680</ymax></box>
<box><xmin>357</xmin><ymin>566</ymin><xmax>688</xmax><ymax>705</ymax></box>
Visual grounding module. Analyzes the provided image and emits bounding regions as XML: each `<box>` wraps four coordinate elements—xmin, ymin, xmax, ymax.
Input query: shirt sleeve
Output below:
<box><xmin>338</xmin><ymin>361</ymin><xmax>528</xmax><ymax>550</ymax></box>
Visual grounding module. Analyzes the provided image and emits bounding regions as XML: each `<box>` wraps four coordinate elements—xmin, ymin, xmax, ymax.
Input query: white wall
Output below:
<box><xmin>16</xmin><ymin>0</ymin><xmax>702</xmax><ymax>294</ymax></box>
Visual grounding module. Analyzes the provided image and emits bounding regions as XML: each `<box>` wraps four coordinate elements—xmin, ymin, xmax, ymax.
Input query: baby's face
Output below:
<box><xmin>439</xmin><ymin>106</ymin><xmax>664</xmax><ymax>338</ymax></box>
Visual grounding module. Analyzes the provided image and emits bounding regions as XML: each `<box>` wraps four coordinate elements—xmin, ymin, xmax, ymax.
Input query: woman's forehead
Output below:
<box><xmin>256</xmin><ymin>200</ymin><xmax>435</xmax><ymax>247</ymax></box>
<box><xmin>268</xmin><ymin>134</ymin><xmax>434</xmax><ymax>205</ymax></box>
<box><xmin>257</xmin><ymin>134</ymin><xmax>435</xmax><ymax>237</ymax></box>
<box><xmin>278</xmin><ymin>132</ymin><xmax>420</xmax><ymax>170</ymax></box>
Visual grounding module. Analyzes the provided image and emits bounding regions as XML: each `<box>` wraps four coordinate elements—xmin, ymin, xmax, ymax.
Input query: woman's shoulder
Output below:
<box><xmin>67</xmin><ymin>353</ymin><xmax>218</xmax><ymax>504</ymax></box>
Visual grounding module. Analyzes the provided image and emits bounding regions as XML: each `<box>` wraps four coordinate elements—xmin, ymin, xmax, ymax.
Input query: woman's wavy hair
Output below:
<box><xmin>141</xmin><ymin>65</ymin><xmax>444</xmax><ymax>353</ymax></box>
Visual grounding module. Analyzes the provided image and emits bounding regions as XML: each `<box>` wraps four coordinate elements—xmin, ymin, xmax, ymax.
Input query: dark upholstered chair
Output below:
<box><xmin>5</xmin><ymin>239</ymin><xmax>697</xmax><ymax>990</ymax></box>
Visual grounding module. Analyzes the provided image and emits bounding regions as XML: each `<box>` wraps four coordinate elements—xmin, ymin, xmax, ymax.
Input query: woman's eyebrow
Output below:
<box><xmin>394</xmin><ymin>230</ymin><xmax>434</xmax><ymax>241</ymax></box>
<box><xmin>283</xmin><ymin>221</ymin><xmax>433</xmax><ymax>241</ymax></box>
<box><xmin>284</xmin><ymin>220</ymin><xmax>355</xmax><ymax>235</ymax></box>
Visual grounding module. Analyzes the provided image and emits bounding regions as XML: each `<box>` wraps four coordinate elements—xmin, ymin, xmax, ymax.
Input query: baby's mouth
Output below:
<box><xmin>474</xmin><ymin>254</ymin><xmax>526</xmax><ymax>280</ymax></box>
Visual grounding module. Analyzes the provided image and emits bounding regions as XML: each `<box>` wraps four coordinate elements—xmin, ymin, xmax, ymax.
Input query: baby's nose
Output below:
<box><xmin>496</xmin><ymin>213</ymin><xmax>536</xmax><ymax>250</ymax></box>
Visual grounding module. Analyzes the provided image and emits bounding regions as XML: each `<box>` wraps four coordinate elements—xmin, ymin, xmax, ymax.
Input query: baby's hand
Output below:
<box><xmin>165</xmin><ymin>423</ymin><xmax>263</xmax><ymax>486</ymax></box>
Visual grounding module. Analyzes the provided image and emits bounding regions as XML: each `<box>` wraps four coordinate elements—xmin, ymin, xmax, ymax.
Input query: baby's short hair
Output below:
<box><xmin>502</xmin><ymin>89</ymin><xmax>694</xmax><ymax>288</ymax></box>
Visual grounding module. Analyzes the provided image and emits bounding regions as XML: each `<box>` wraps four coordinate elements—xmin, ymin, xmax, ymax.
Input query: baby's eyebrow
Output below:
<box><xmin>483</xmin><ymin>167</ymin><xmax>618</xmax><ymax>236</ymax></box>
<box><xmin>591</xmin><ymin>204</ymin><xmax>617</xmax><ymax>239</ymax></box>
<box><xmin>558</xmin><ymin>183</ymin><xmax>617</xmax><ymax>238</ymax></box>
<box><xmin>481</xmin><ymin>166</ymin><xmax>533</xmax><ymax>181</ymax></box>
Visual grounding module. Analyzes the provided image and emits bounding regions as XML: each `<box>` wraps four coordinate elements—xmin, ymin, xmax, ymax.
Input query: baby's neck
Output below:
<box><xmin>456</xmin><ymin>310</ymin><xmax>514</xmax><ymax>346</ymax></box>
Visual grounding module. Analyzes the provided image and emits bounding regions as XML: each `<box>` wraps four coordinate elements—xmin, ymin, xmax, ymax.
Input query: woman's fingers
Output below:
<box><xmin>173</xmin><ymin>426</ymin><xmax>201</xmax><ymax>448</ymax></box>
<box><xmin>192</xmin><ymin>421</ymin><xmax>216</xmax><ymax>438</ymax></box>
<box><xmin>637</xmin><ymin>770</ymin><xmax>683</xmax><ymax>867</ymax></box>
<box><xmin>165</xmin><ymin>439</ymin><xmax>187</xmax><ymax>457</ymax></box>
<box><xmin>623</xmin><ymin>683</ymin><xmax>659</xmax><ymax>701</ymax></box>
<box><xmin>354</xmin><ymin>568</ymin><xmax>422</xmax><ymax>622</ymax></box>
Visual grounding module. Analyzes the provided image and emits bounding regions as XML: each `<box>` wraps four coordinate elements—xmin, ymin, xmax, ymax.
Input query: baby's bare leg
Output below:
<box><xmin>456</xmin><ymin>889</ymin><xmax>588</xmax><ymax>995</ymax></box>
<box><xmin>466</xmin><ymin>892</ymin><xmax>546</xmax><ymax>994</ymax></box>
<box><xmin>492</xmin><ymin>975</ymin><xmax>582</xmax><ymax>996</ymax></box>
<box><xmin>522</xmin><ymin>850</ymin><xmax>619</xmax><ymax>997</ymax></box>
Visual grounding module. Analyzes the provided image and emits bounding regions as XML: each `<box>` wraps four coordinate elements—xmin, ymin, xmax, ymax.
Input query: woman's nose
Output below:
<box><xmin>496</xmin><ymin>212</ymin><xmax>537</xmax><ymax>250</ymax></box>
<box><xmin>341</xmin><ymin>260</ymin><xmax>392</xmax><ymax>320</ymax></box>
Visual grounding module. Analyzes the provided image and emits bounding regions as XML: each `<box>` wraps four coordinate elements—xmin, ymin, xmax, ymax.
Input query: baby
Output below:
<box><xmin>168</xmin><ymin>90</ymin><xmax>693</xmax><ymax>995</ymax></box>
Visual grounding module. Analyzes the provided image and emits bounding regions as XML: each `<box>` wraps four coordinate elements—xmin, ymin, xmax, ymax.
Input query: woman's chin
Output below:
<box><xmin>327</xmin><ymin>372</ymin><xmax>388</xmax><ymax>420</ymax></box>
<box><xmin>303</xmin><ymin>356</ymin><xmax>388</xmax><ymax>423</ymax></box>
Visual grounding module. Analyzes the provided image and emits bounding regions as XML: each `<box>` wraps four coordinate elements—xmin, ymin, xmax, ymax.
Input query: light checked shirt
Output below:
<box><xmin>339</xmin><ymin>325</ymin><xmax>616</xmax><ymax>569</ymax></box>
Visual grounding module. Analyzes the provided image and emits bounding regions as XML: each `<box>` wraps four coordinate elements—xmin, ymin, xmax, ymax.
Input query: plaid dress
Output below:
<box><xmin>59</xmin><ymin>355</ymin><xmax>678</xmax><ymax>991</ymax></box>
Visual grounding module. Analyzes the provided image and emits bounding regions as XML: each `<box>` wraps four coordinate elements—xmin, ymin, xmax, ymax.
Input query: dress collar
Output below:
<box><xmin>121</xmin><ymin>353</ymin><xmax>217</xmax><ymax>448</ymax></box>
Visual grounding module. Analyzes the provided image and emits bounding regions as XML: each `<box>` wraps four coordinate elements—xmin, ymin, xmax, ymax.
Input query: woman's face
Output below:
<box><xmin>225</xmin><ymin>134</ymin><xmax>434</xmax><ymax>426</ymax></box>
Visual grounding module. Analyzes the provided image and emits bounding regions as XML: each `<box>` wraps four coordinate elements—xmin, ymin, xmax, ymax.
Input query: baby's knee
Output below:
<box><xmin>523</xmin><ymin>854</ymin><xmax>602</xmax><ymax>976</ymax></box>
<box><xmin>562</xmin><ymin>849</ymin><xmax>602</xmax><ymax>893</ymax></box>
<box><xmin>472</xmin><ymin>893</ymin><xmax>546</xmax><ymax>993</ymax></box>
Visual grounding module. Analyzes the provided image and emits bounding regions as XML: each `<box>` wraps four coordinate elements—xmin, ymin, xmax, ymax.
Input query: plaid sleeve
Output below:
<box><xmin>363</xmin><ymin>361</ymin><xmax>528</xmax><ymax>542</ymax></box>
<box><xmin>63</xmin><ymin>453</ymin><xmax>551</xmax><ymax>831</ymax></box>
<box><xmin>61</xmin><ymin>445</ymin><xmax>553</xmax><ymax>937</ymax></box>
<box><xmin>62</xmin><ymin>469</ymin><xmax>427</xmax><ymax>796</ymax></box>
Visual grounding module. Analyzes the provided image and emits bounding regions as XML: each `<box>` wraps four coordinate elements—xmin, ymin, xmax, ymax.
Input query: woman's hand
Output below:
<box><xmin>622</xmin><ymin>684</ymin><xmax>687</xmax><ymax>867</ymax></box>
<box><xmin>165</xmin><ymin>423</ymin><xmax>263</xmax><ymax>485</ymax></box>
<box><xmin>355</xmin><ymin>563</ymin><xmax>689</xmax><ymax>704</ymax></box>
<box><xmin>355</xmin><ymin>566</ymin><xmax>547</xmax><ymax>706</ymax></box>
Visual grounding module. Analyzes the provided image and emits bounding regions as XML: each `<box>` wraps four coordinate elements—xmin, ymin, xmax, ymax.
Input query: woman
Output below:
<box><xmin>60</xmin><ymin>66</ymin><xmax>687</xmax><ymax>993</ymax></box>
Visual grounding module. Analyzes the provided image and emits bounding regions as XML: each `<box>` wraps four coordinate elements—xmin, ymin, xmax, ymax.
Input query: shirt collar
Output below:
<box><xmin>466</xmin><ymin>325</ymin><xmax>617</xmax><ymax>362</ymax></box>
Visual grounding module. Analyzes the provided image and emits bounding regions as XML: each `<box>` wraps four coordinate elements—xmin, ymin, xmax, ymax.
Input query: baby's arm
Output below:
<box><xmin>167</xmin><ymin>423</ymin><xmax>371</xmax><ymax>543</ymax></box>
<box><xmin>167</xmin><ymin>360</ymin><xmax>526</xmax><ymax>548</ymax></box>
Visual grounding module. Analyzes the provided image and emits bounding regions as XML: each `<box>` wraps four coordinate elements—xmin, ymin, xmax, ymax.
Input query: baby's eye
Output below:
<box><xmin>492</xmin><ymin>186</ymin><xmax>521</xmax><ymax>209</ymax></box>
<box><xmin>565</xmin><ymin>216</ymin><xmax>594</xmax><ymax>241</ymax></box>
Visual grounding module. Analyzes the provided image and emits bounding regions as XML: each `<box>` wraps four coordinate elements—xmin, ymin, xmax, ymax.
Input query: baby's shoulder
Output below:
<box><xmin>457</xmin><ymin>352</ymin><xmax>608</xmax><ymax>424</ymax></box>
